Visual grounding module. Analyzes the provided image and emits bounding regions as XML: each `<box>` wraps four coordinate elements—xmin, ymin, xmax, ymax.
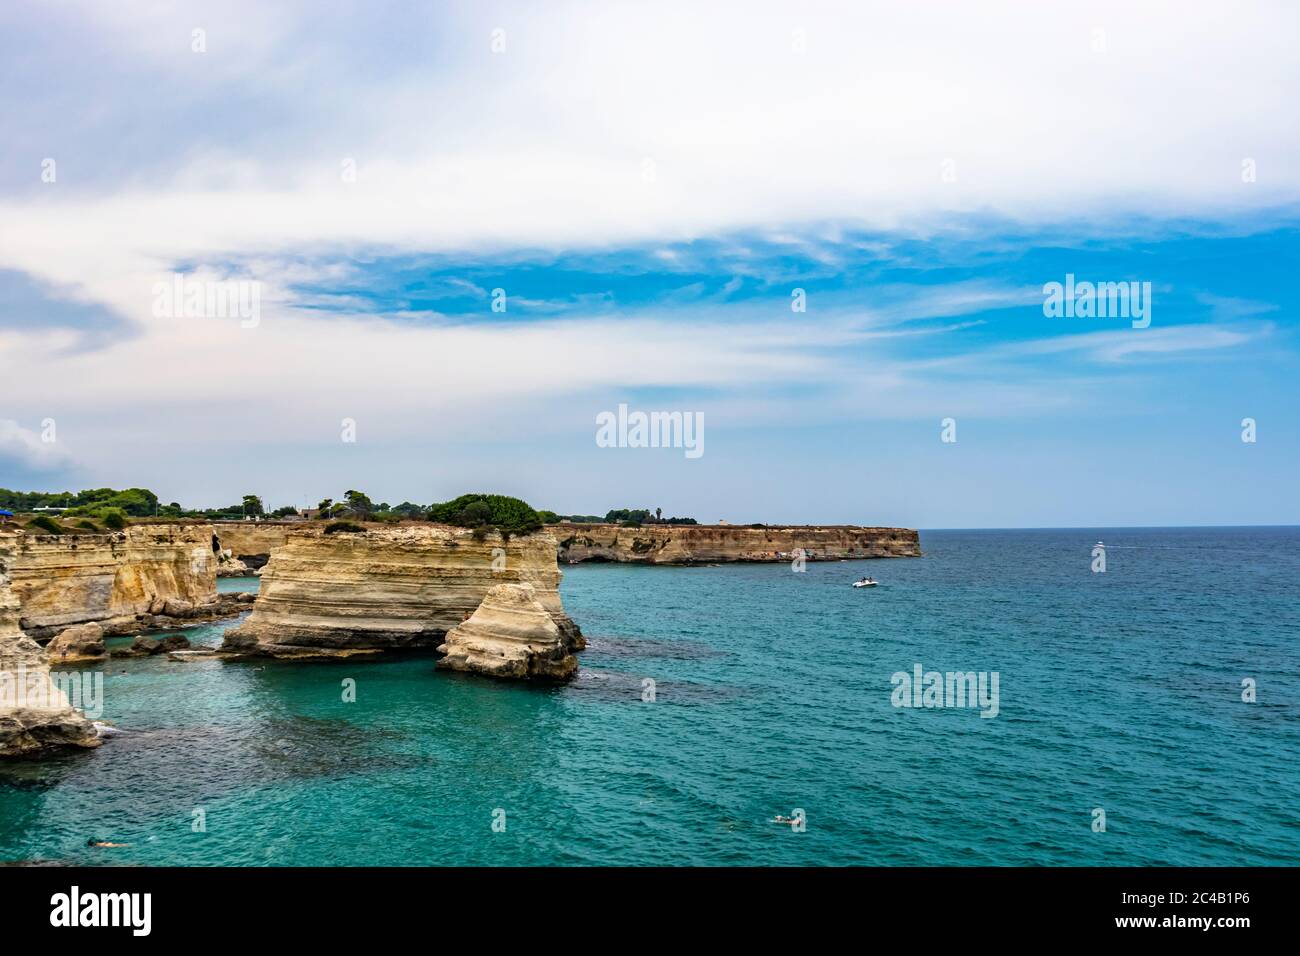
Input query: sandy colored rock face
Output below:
<box><xmin>437</xmin><ymin>583</ymin><xmax>578</xmax><ymax>681</ymax></box>
<box><xmin>223</xmin><ymin>525</ymin><xmax>581</xmax><ymax>658</ymax></box>
<box><xmin>210</xmin><ymin>521</ymin><xmax>297</xmax><ymax>571</ymax></box>
<box><xmin>3</xmin><ymin>524</ymin><xmax>218</xmax><ymax>641</ymax></box>
<box><xmin>216</xmin><ymin>550</ymin><xmax>252</xmax><ymax>577</ymax></box>
<box><xmin>46</xmin><ymin>622</ymin><xmax>107</xmax><ymax>662</ymax></box>
<box><xmin>551</xmin><ymin>523</ymin><xmax>921</xmax><ymax>564</ymax></box>
<box><xmin>0</xmin><ymin>544</ymin><xmax>100</xmax><ymax>758</ymax></box>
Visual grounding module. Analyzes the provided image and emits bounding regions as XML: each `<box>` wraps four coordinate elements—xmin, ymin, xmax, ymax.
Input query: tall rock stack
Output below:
<box><xmin>0</xmin><ymin>537</ymin><xmax>101</xmax><ymax>758</ymax></box>
<box><xmin>437</xmin><ymin>583</ymin><xmax>578</xmax><ymax>680</ymax></box>
<box><xmin>223</xmin><ymin>525</ymin><xmax>582</xmax><ymax>660</ymax></box>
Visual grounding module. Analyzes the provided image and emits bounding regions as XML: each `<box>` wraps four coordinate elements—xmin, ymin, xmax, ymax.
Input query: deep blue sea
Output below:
<box><xmin>2</xmin><ymin>528</ymin><xmax>1297</xmax><ymax>866</ymax></box>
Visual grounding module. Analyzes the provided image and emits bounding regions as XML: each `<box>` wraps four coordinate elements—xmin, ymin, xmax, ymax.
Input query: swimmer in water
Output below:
<box><xmin>86</xmin><ymin>839</ymin><xmax>130</xmax><ymax>848</ymax></box>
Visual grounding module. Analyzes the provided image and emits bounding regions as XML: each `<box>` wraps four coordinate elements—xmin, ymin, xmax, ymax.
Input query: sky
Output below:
<box><xmin>1</xmin><ymin>0</ymin><xmax>1297</xmax><ymax>528</ymax></box>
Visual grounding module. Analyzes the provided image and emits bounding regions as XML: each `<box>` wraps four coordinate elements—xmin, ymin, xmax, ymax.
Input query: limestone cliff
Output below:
<box><xmin>0</xmin><ymin>540</ymin><xmax>100</xmax><ymax>758</ymax></box>
<box><xmin>210</xmin><ymin>521</ymin><xmax>294</xmax><ymax>570</ymax></box>
<box><xmin>437</xmin><ymin>583</ymin><xmax>578</xmax><ymax>680</ymax></box>
<box><xmin>3</xmin><ymin>524</ymin><xmax>219</xmax><ymax>641</ymax></box>
<box><xmin>223</xmin><ymin>525</ymin><xmax>581</xmax><ymax>658</ymax></box>
<box><xmin>551</xmin><ymin>523</ymin><xmax>921</xmax><ymax>564</ymax></box>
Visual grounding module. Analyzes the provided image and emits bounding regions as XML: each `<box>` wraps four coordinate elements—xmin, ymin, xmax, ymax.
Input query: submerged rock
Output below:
<box><xmin>46</xmin><ymin>622</ymin><xmax>107</xmax><ymax>663</ymax></box>
<box><xmin>437</xmin><ymin>583</ymin><xmax>578</xmax><ymax>681</ymax></box>
<box><xmin>157</xmin><ymin>634</ymin><xmax>191</xmax><ymax>653</ymax></box>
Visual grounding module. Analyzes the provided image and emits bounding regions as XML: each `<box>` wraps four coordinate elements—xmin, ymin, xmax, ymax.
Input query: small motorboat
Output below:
<box><xmin>852</xmin><ymin>578</ymin><xmax>878</xmax><ymax>588</ymax></box>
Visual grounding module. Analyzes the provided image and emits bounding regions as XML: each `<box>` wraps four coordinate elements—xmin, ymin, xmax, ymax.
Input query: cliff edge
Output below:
<box><xmin>551</xmin><ymin>523</ymin><xmax>920</xmax><ymax>564</ymax></box>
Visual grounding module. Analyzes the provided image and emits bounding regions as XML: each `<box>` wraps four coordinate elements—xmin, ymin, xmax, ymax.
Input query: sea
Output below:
<box><xmin>2</xmin><ymin>527</ymin><xmax>1296</xmax><ymax>866</ymax></box>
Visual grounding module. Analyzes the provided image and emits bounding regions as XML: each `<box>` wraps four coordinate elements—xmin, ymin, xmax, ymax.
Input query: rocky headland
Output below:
<box><xmin>2</xmin><ymin>523</ymin><xmax>222</xmax><ymax>642</ymax></box>
<box><xmin>550</xmin><ymin>523</ymin><xmax>921</xmax><ymax>564</ymax></box>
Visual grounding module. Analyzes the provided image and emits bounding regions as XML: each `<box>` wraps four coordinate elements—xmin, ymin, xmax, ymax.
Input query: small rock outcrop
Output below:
<box><xmin>0</xmin><ymin>550</ymin><xmax>100</xmax><ymax>758</ymax></box>
<box><xmin>437</xmin><ymin>583</ymin><xmax>578</xmax><ymax>681</ymax></box>
<box><xmin>114</xmin><ymin>636</ymin><xmax>161</xmax><ymax>658</ymax></box>
<box><xmin>216</xmin><ymin>550</ymin><xmax>252</xmax><ymax>577</ymax></box>
<box><xmin>46</xmin><ymin>622</ymin><xmax>107</xmax><ymax>662</ymax></box>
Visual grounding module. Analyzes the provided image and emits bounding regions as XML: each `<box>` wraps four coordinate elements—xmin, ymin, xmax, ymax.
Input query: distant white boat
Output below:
<box><xmin>852</xmin><ymin>579</ymin><xmax>878</xmax><ymax>588</ymax></box>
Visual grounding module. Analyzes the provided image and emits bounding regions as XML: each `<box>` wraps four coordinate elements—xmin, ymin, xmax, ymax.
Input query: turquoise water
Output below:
<box><xmin>2</xmin><ymin>529</ymin><xmax>1297</xmax><ymax>866</ymax></box>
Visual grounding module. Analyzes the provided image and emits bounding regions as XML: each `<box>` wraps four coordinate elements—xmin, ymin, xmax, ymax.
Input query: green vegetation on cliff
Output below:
<box><xmin>0</xmin><ymin>486</ymin><xmax>159</xmax><ymax>516</ymax></box>
<box><xmin>427</xmin><ymin>494</ymin><xmax>543</xmax><ymax>538</ymax></box>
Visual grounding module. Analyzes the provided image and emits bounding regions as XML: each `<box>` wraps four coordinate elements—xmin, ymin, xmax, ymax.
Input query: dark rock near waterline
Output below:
<box><xmin>113</xmin><ymin>636</ymin><xmax>160</xmax><ymax>658</ymax></box>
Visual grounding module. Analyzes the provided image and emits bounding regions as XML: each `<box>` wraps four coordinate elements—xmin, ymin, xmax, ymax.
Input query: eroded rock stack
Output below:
<box><xmin>222</xmin><ymin>525</ymin><xmax>582</xmax><ymax>660</ymax></box>
<box><xmin>437</xmin><ymin>583</ymin><xmax>577</xmax><ymax>680</ymax></box>
<box><xmin>0</xmin><ymin>544</ymin><xmax>100</xmax><ymax>758</ymax></box>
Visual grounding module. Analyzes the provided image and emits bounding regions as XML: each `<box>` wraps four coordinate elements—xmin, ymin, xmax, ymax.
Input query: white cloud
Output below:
<box><xmin>0</xmin><ymin>419</ymin><xmax>71</xmax><ymax>471</ymax></box>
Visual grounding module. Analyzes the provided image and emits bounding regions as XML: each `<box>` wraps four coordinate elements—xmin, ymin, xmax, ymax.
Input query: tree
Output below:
<box><xmin>427</xmin><ymin>494</ymin><xmax>543</xmax><ymax>536</ymax></box>
<box><xmin>656</xmin><ymin>507</ymin><xmax>662</xmax><ymax>521</ymax></box>
<box><xmin>343</xmin><ymin>490</ymin><xmax>374</xmax><ymax>519</ymax></box>
<box><xmin>317</xmin><ymin>498</ymin><xmax>333</xmax><ymax>517</ymax></box>
<box><xmin>242</xmin><ymin>495</ymin><xmax>264</xmax><ymax>517</ymax></box>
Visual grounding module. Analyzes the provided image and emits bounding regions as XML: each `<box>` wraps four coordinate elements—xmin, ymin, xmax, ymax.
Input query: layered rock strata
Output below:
<box><xmin>210</xmin><ymin>522</ymin><xmax>294</xmax><ymax>570</ymax></box>
<box><xmin>437</xmin><ymin>583</ymin><xmax>577</xmax><ymax>680</ymax></box>
<box><xmin>3</xmin><ymin>524</ymin><xmax>219</xmax><ymax>641</ymax></box>
<box><xmin>222</xmin><ymin>525</ymin><xmax>581</xmax><ymax>659</ymax></box>
<box><xmin>0</xmin><ymin>542</ymin><xmax>100</xmax><ymax>758</ymax></box>
<box><xmin>551</xmin><ymin>523</ymin><xmax>921</xmax><ymax>564</ymax></box>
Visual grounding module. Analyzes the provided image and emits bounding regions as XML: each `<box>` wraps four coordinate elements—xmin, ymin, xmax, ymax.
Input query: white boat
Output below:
<box><xmin>852</xmin><ymin>579</ymin><xmax>878</xmax><ymax>588</ymax></box>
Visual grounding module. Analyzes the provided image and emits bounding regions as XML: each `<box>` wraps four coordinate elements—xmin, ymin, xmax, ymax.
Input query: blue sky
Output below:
<box><xmin>1</xmin><ymin>1</ymin><xmax>1297</xmax><ymax>526</ymax></box>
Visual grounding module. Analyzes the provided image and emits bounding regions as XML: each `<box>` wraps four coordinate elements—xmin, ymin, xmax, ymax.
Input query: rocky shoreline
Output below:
<box><xmin>3</xmin><ymin>515</ymin><xmax>921</xmax><ymax>759</ymax></box>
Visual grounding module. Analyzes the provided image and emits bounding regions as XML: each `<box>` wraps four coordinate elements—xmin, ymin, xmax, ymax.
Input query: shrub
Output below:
<box><xmin>99</xmin><ymin>509</ymin><xmax>128</xmax><ymax>530</ymax></box>
<box><xmin>324</xmin><ymin>521</ymin><xmax>366</xmax><ymax>535</ymax></box>
<box><xmin>26</xmin><ymin>515</ymin><xmax>63</xmax><ymax>535</ymax></box>
<box><xmin>76</xmin><ymin>519</ymin><xmax>102</xmax><ymax>533</ymax></box>
<box><xmin>427</xmin><ymin>494</ymin><xmax>542</xmax><ymax>537</ymax></box>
